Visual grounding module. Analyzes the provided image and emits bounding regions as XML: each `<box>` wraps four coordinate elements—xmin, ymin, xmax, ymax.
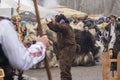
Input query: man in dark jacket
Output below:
<box><xmin>109</xmin><ymin>17</ymin><xmax>120</xmax><ymax>74</ymax></box>
<box><xmin>47</xmin><ymin>14</ymin><xmax>77</xmax><ymax>80</ymax></box>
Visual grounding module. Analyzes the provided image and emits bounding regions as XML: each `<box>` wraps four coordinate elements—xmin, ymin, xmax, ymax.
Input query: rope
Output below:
<box><xmin>16</xmin><ymin>0</ymin><xmax>22</xmax><ymax>41</ymax></box>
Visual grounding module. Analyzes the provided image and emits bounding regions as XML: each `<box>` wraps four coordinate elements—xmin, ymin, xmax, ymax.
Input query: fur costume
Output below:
<box><xmin>47</xmin><ymin>19</ymin><xmax>77</xmax><ymax>80</ymax></box>
<box><xmin>73</xmin><ymin>29</ymin><xmax>100</xmax><ymax>66</ymax></box>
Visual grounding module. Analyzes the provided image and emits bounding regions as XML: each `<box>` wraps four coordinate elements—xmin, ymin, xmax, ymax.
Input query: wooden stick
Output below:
<box><xmin>33</xmin><ymin>0</ymin><xmax>52</xmax><ymax>80</ymax></box>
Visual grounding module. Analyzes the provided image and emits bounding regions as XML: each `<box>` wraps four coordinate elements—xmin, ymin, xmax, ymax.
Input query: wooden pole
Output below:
<box><xmin>33</xmin><ymin>0</ymin><xmax>52</xmax><ymax>80</ymax></box>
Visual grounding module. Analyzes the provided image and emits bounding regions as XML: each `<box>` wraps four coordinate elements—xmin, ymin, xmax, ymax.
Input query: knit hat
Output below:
<box><xmin>21</xmin><ymin>20</ymin><xmax>26</xmax><ymax>26</ymax></box>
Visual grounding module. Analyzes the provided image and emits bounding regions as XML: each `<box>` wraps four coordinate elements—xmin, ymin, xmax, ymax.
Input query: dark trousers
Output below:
<box><xmin>111</xmin><ymin>52</ymin><xmax>119</xmax><ymax>71</ymax></box>
<box><xmin>59</xmin><ymin>45</ymin><xmax>76</xmax><ymax>80</ymax></box>
<box><xmin>2</xmin><ymin>66</ymin><xmax>14</xmax><ymax>80</ymax></box>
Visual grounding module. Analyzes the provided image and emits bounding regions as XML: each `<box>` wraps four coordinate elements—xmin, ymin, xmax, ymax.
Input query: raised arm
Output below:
<box><xmin>47</xmin><ymin>22</ymin><xmax>68</xmax><ymax>33</ymax></box>
<box><xmin>0</xmin><ymin>20</ymin><xmax>49</xmax><ymax>70</ymax></box>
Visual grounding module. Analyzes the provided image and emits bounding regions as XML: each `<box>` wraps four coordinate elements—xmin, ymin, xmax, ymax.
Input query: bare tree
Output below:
<box><xmin>37</xmin><ymin>0</ymin><xmax>120</xmax><ymax>16</ymax></box>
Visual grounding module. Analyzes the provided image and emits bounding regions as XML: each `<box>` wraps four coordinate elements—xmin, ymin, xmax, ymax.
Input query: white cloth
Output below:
<box><xmin>109</xmin><ymin>32</ymin><xmax>116</xmax><ymax>49</ymax></box>
<box><xmin>76</xmin><ymin>21</ymin><xmax>84</xmax><ymax>31</ymax></box>
<box><xmin>0</xmin><ymin>19</ymin><xmax>46</xmax><ymax>70</ymax></box>
<box><xmin>110</xmin><ymin>23</ymin><xmax>115</xmax><ymax>36</ymax></box>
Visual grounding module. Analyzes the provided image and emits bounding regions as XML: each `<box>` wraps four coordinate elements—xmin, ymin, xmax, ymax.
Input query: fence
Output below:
<box><xmin>102</xmin><ymin>52</ymin><xmax>120</xmax><ymax>80</ymax></box>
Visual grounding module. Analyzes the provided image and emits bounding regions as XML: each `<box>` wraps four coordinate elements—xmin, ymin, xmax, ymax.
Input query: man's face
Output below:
<box><xmin>84</xmin><ymin>26</ymin><xmax>89</xmax><ymax>32</ymax></box>
<box><xmin>111</xmin><ymin>18</ymin><xmax>115</xmax><ymax>23</ymax></box>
